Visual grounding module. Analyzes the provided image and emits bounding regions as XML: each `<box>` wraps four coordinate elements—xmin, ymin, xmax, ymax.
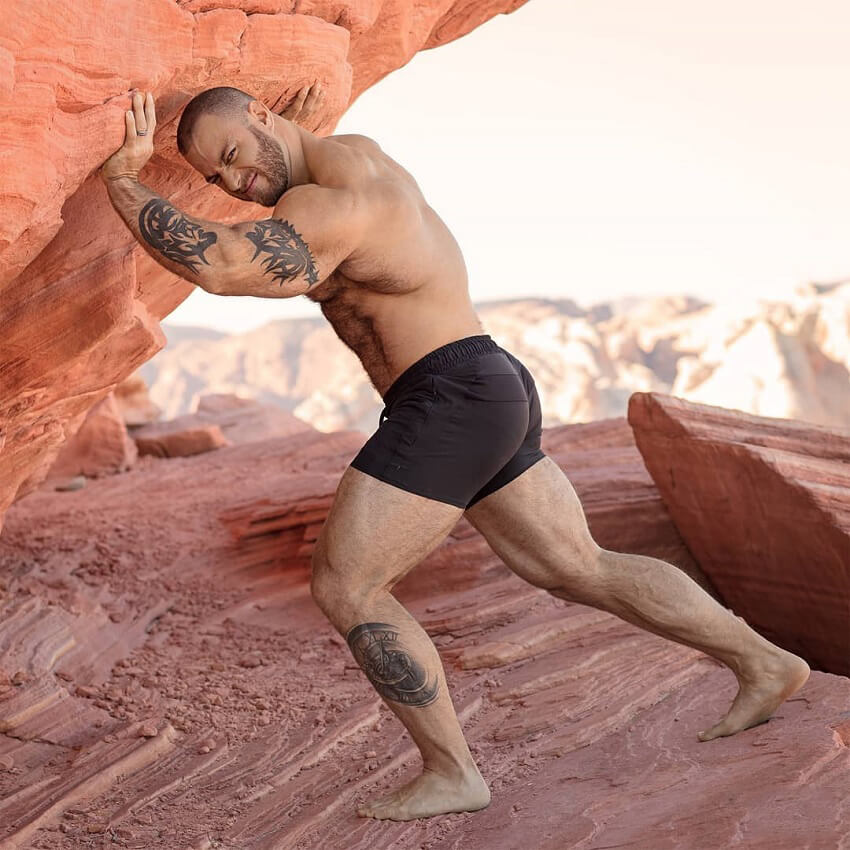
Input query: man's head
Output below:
<box><xmin>177</xmin><ymin>86</ymin><xmax>291</xmax><ymax>207</ymax></box>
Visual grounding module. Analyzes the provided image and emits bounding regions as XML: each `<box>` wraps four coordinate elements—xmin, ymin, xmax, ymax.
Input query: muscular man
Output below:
<box><xmin>101</xmin><ymin>87</ymin><xmax>810</xmax><ymax>821</ymax></box>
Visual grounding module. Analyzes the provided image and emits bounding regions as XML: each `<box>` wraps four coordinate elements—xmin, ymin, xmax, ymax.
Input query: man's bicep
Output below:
<box><xmin>216</xmin><ymin>186</ymin><xmax>362</xmax><ymax>298</ymax></box>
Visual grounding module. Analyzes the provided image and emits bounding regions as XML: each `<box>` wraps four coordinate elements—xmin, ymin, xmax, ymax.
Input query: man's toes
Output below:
<box><xmin>357</xmin><ymin>796</ymin><xmax>396</xmax><ymax>819</ymax></box>
<box><xmin>698</xmin><ymin>717</ymin><xmax>734</xmax><ymax>741</ymax></box>
<box><xmin>358</xmin><ymin>804</ymin><xmax>396</xmax><ymax>820</ymax></box>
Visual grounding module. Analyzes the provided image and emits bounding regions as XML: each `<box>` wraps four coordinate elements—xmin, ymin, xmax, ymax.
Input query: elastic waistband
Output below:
<box><xmin>383</xmin><ymin>334</ymin><xmax>500</xmax><ymax>407</ymax></box>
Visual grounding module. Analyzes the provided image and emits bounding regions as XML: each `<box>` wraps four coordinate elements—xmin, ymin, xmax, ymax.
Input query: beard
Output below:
<box><xmin>247</xmin><ymin>123</ymin><xmax>290</xmax><ymax>206</ymax></box>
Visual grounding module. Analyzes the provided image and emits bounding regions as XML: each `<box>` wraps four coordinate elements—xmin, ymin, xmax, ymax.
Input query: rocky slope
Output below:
<box><xmin>0</xmin><ymin>0</ymin><xmax>528</xmax><ymax>531</ymax></box>
<box><xmin>1</xmin><ymin>400</ymin><xmax>847</xmax><ymax>849</ymax></box>
<box><xmin>141</xmin><ymin>280</ymin><xmax>850</xmax><ymax>432</ymax></box>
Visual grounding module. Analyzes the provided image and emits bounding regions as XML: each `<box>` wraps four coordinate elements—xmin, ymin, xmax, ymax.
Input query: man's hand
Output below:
<box><xmin>101</xmin><ymin>90</ymin><xmax>157</xmax><ymax>182</ymax></box>
<box><xmin>278</xmin><ymin>82</ymin><xmax>325</xmax><ymax>132</ymax></box>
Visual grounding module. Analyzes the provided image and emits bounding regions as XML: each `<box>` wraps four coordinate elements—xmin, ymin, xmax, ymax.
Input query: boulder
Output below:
<box><xmin>46</xmin><ymin>393</ymin><xmax>137</xmax><ymax>480</ymax></box>
<box><xmin>628</xmin><ymin>391</ymin><xmax>850</xmax><ymax>675</ymax></box>
<box><xmin>135</xmin><ymin>424</ymin><xmax>229</xmax><ymax>458</ymax></box>
<box><xmin>132</xmin><ymin>393</ymin><xmax>311</xmax><ymax>446</ymax></box>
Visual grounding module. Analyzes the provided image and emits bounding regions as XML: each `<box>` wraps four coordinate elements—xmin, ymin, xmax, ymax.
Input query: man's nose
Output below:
<box><xmin>221</xmin><ymin>169</ymin><xmax>242</xmax><ymax>193</ymax></box>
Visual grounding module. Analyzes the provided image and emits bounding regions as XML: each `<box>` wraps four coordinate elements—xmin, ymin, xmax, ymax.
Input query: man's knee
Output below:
<box><xmin>310</xmin><ymin>548</ymin><xmax>342</xmax><ymax>614</ymax></box>
<box><xmin>310</xmin><ymin>548</ymin><xmax>375</xmax><ymax>621</ymax></box>
<box><xmin>543</xmin><ymin>543</ymin><xmax>605</xmax><ymax>604</ymax></box>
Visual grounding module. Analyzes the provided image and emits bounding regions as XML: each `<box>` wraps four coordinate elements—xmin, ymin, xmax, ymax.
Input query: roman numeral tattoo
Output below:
<box><xmin>346</xmin><ymin>622</ymin><xmax>440</xmax><ymax>707</ymax></box>
<box><xmin>138</xmin><ymin>198</ymin><xmax>218</xmax><ymax>274</ymax></box>
<box><xmin>245</xmin><ymin>219</ymin><xmax>320</xmax><ymax>287</ymax></box>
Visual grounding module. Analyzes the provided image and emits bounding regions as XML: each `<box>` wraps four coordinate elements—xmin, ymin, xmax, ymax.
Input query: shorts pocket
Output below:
<box><xmin>400</xmin><ymin>392</ymin><xmax>436</xmax><ymax>448</ymax></box>
<box><xmin>383</xmin><ymin>375</ymin><xmax>437</xmax><ymax>463</ymax></box>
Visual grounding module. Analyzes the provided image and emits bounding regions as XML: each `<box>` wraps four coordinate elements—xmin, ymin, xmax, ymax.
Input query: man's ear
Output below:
<box><xmin>248</xmin><ymin>99</ymin><xmax>273</xmax><ymax>128</ymax></box>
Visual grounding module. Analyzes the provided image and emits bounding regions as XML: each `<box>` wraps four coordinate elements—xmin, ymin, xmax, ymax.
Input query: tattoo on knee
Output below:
<box><xmin>346</xmin><ymin>622</ymin><xmax>439</xmax><ymax>707</ymax></box>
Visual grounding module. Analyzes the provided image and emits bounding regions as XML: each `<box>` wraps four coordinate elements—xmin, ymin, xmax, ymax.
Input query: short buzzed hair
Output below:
<box><xmin>177</xmin><ymin>86</ymin><xmax>256</xmax><ymax>156</ymax></box>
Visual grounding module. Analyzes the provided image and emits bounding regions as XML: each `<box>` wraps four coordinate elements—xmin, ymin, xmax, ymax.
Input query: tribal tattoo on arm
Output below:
<box><xmin>138</xmin><ymin>198</ymin><xmax>218</xmax><ymax>275</ymax></box>
<box><xmin>346</xmin><ymin>622</ymin><xmax>440</xmax><ymax>707</ymax></box>
<box><xmin>105</xmin><ymin>176</ymin><xmax>324</xmax><ymax>295</ymax></box>
<box><xmin>244</xmin><ymin>219</ymin><xmax>320</xmax><ymax>287</ymax></box>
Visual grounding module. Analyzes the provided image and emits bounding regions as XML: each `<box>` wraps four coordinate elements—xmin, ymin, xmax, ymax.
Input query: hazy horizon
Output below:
<box><xmin>165</xmin><ymin>0</ymin><xmax>850</xmax><ymax>333</ymax></box>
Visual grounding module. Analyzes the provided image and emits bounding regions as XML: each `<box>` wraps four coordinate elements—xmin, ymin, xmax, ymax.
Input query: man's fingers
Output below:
<box><xmin>132</xmin><ymin>91</ymin><xmax>147</xmax><ymax>134</ymax></box>
<box><xmin>125</xmin><ymin>108</ymin><xmax>137</xmax><ymax>140</ymax></box>
<box><xmin>144</xmin><ymin>91</ymin><xmax>156</xmax><ymax>130</ymax></box>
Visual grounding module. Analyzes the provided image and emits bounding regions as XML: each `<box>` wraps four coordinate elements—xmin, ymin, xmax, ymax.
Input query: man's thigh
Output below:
<box><xmin>312</xmin><ymin>465</ymin><xmax>464</xmax><ymax>598</ymax></box>
<box><xmin>463</xmin><ymin>455</ymin><xmax>600</xmax><ymax>594</ymax></box>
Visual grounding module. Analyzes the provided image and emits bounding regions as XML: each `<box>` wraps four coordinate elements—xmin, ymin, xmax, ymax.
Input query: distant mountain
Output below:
<box><xmin>141</xmin><ymin>283</ymin><xmax>850</xmax><ymax>433</ymax></box>
<box><xmin>158</xmin><ymin>325</ymin><xmax>228</xmax><ymax>346</ymax></box>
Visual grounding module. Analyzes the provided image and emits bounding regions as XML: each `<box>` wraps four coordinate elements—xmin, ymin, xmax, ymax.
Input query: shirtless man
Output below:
<box><xmin>101</xmin><ymin>87</ymin><xmax>810</xmax><ymax>822</ymax></box>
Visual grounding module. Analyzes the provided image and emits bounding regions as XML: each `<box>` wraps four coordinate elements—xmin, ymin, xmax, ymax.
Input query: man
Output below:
<box><xmin>101</xmin><ymin>87</ymin><xmax>810</xmax><ymax>822</ymax></box>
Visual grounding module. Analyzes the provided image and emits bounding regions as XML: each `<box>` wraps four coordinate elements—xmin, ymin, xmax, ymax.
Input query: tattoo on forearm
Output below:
<box><xmin>346</xmin><ymin>622</ymin><xmax>439</xmax><ymax>707</ymax></box>
<box><xmin>245</xmin><ymin>219</ymin><xmax>320</xmax><ymax>287</ymax></box>
<box><xmin>138</xmin><ymin>199</ymin><xmax>218</xmax><ymax>274</ymax></box>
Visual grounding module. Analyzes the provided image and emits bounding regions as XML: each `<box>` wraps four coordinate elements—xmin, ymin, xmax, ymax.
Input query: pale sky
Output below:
<box><xmin>166</xmin><ymin>0</ymin><xmax>850</xmax><ymax>333</ymax></box>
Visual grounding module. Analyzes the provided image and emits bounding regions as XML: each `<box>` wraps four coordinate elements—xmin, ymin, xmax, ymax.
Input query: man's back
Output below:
<box><xmin>295</xmin><ymin>131</ymin><xmax>485</xmax><ymax>397</ymax></box>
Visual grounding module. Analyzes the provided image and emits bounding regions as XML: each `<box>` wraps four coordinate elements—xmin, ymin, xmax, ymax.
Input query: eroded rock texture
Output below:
<box><xmin>0</xmin><ymin>417</ymin><xmax>847</xmax><ymax>848</ymax></box>
<box><xmin>0</xmin><ymin>0</ymin><xmax>528</xmax><ymax>531</ymax></box>
<box><xmin>629</xmin><ymin>392</ymin><xmax>850</xmax><ymax>676</ymax></box>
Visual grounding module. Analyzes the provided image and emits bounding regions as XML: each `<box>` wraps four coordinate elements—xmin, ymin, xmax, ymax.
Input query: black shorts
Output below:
<box><xmin>349</xmin><ymin>334</ymin><xmax>547</xmax><ymax>509</ymax></box>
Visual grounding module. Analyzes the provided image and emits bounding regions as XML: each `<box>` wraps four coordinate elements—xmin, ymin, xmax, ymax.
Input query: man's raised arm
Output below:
<box><xmin>101</xmin><ymin>91</ymin><xmax>362</xmax><ymax>298</ymax></box>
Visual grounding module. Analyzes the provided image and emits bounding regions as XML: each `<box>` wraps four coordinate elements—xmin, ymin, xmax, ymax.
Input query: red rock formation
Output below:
<box><xmin>0</xmin><ymin>419</ymin><xmax>846</xmax><ymax>848</ymax></box>
<box><xmin>45</xmin><ymin>393</ymin><xmax>138</xmax><ymax>481</ymax></box>
<box><xmin>628</xmin><ymin>391</ymin><xmax>850</xmax><ymax>676</ymax></box>
<box><xmin>0</xmin><ymin>0</ymin><xmax>529</xmax><ymax>532</ymax></box>
<box><xmin>135</xmin><ymin>424</ymin><xmax>230</xmax><ymax>458</ymax></box>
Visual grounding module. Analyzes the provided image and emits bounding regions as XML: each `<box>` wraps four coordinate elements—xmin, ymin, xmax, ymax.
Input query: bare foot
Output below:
<box><xmin>698</xmin><ymin>648</ymin><xmax>811</xmax><ymax>742</ymax></box>
<box><xmin>356</xmin><ymin>765</ymin><xmax>491</xmax><ymax>821</ymax></box>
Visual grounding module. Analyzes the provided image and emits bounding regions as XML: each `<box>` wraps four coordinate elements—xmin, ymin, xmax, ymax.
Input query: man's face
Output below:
<box><xmin>183</xmin><ymin>111</ymin><xmax>289</xmax><ymax>207</ymax></box>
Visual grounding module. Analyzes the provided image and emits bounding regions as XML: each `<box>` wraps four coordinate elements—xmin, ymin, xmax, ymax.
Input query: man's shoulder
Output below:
<box><xmin>272</xmin><ymin>181</ymin><xmax>361</xmax><ymax>210</ymax></box>
<box><xmin>272</xmin><ymin>183</ymin><xmax>360</xmax><ymax>227</ymax></box>
<box><xmin>268</xmin><ymin>184</ymin><xmax>371</xmax><ymax>270</ymax></box>
<box><xmin>327</xmin><ymin>133</ymin><xmax>382</xmax><ymax>153</ymax></box>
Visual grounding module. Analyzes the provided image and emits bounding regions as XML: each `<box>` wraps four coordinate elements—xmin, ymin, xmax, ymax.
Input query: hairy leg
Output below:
<box><xmin>322</xmin><ymin>592</ymin><xmax>490</xmax><ymax>819</ymax></box>
<box><xmin>571</xmin><ymin>548</ymin><xmax>810</xmax><ymax>741</ymax></box>
<box><xmin>311</xmin><ymin>466</ymin><xmax>491</xmax><ymax>820</ymax></box>
<box><xmin>464</xmin><ymin>456</ymin><xmax>810</xmax><ymax>741</ymax></box>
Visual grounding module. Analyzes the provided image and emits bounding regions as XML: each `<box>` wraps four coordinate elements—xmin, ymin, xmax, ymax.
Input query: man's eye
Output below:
<box><xmin>227</xmin><ymin>148</ymin><xmax>236</xmax><ymax>164</ymax></box>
